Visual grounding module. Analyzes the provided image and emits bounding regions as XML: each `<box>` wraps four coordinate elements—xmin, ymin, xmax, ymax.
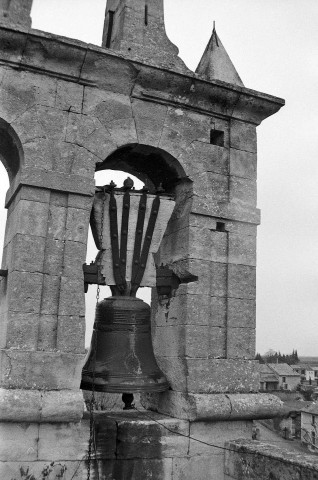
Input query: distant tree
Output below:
<box><xmin>255</xmin><ymin>353</ymin><xmax>264</xmax><ymax>364</ymax></box>
<box><xmin>263</xmin><ymin>349</ymin><xmax>300</xmax><ymax>365</ymax></box>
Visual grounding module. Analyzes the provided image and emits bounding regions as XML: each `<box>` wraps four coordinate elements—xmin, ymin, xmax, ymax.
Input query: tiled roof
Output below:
<box><xmin>302</xmin><ymin>403</ymin><xmax>318</xmax><ymax>415</ymax></box>
<box><xmin>267</xmin><ymin>363</ymin><xmax>300</xmax><ymax>376</ymax></box>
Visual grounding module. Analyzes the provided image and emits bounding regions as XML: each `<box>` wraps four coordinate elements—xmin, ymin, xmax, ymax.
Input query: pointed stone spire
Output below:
<box><xmin>0</xmin><ymin>0</ymin><xmax>33</xmax><ymax>28</ymax></box>
<box><xmin>102</xmin><ymin>0</ymin><xmax>190</xmax><ymax>74</ymax></box>
<box><xmin>196</xmin><ymin>24</ymin><xmax>244</xmax><ymax>86</ymax></box>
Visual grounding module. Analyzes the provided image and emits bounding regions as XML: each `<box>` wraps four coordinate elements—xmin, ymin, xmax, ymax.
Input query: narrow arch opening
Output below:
<box><xmin>0</xmin><ymin>162</ymin><xmax>9</xmax><ymax>269</ymax></box>
<box><xmin>0</xmin><ymin>118</ymin><xmax>23</xmax><ymax>182</ymax></box>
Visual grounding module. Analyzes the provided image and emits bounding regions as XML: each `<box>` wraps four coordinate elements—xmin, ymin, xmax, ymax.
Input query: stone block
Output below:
<box><xmin>226</xmin><ymin>221</ymin><xmax>257</xmax><ymax>236</ymax></box>
<box><xmin>192</xmin><ymin>171</ymin><xmax>229</xmax><ymax>205</ymax></box>
<box><xmin>5</xmin><ymin>312</ymin><xmax>39</xmax><ymax>350</ymax></box>
<box><xmin>230</xmin><ymin>148</ymin><xmax>257</xmax><ymax>179</ymax></box>
<box><xmin>159</xmin><ymin>107</ymin><xmax>211</xmax><ymax>161</ymax></box>
<box><xmin>83</xmin><ymin>88</ymin><xmax>132</xmax><ymax>121</ymax></box>
<box><xmin>63</xmin><ymin>142</ymin><xmax>97</xmax><ymax>179</ymax></box>
<box><xmin>0</xmin><ymin>28</ymin><xmax>27</xmax><ymax>66</ymax></box>
<box><xmin>65</xmin><ymin>207</ymin><xmax>90</xmax><ymax>244</ymax></box>
<box><xmin>189</xmin><ymin>420</ymin><xmax>252</xmax><ymax>456</ymax></box>
<box><xmin>173</xmin><ymin>455</ymin><xmax>225</xmax><ymax>480</ymax></box>
<box><xmin>131</xmin><ymin>98</ymin><xmax>168</xmax><ymax>146</ymax></box>
<box><xmin>228</xmin><ymin>265</ymin><xmax>256</xmax><ymax>299</ymax></box>
<box><xmin>57</xmin><ymin>315</ymin><xmax>86</xmax><ymax>353</ymax></box>
<box><xmin>6</xmin><ymin>234</ymin><xmax>46</xmax><ymax>273</ymax></box>
<box><xmin>230</xmin><ymin>120</ymin><xmax>257</xmax><ymax>153</ymax></box>
<box><xmin>37</xmin><ymin>314</ymin><xmax>58</xmax><ymax>350</ymax></box>
<box><xmin>23</xmin><ymin>138</ymin><xmax>60</xmax><ymax>172</ymax></box>
<box><xmin>13</xmin><ymin>105</ymin><xmax>68</xmax><ymax>145</ymax></box>
<box><xmin>186</xmin><ymin>359</ymin><xmax>259</xmax><ymax>393</ymax></box>
<box><xmin>22</xmin><ymin>32</ymin><xmax>87</xmax><ymax>78</ymax></box>
<box><xmin>58</xmin><ymin>277</ymin><xmax>85</xmax><ymax>316</ymax></box>
<box><xmin>107</xmin><ymin>117</ymin><xmax>138</xmax><ymax>146</ymax></box>
<box><xmin>65</xmin><ymin>111</ymin><xmax>117</xmax><ymax>160</ymax></box>
<box><xmin>228</xmin><ymin>232</ymin><xmax>256</xmax><ymax>266</ymax></box>
<box><xmin>0</xmin><ymin>422</ymin><xmax>38</xmax><ymax>461</ymax></box>
<box><xmin>227</xmin><ymin>299</ymin><xmax>256</xmax><ymax>328</ymax></box>
<box><xmin>153</xmin><ymin>325</ymin><xmax>226</xmax><ymax>359</ymax></box>
<box><xmin>56</xmin><ymin>80</ymin><xmax>84</xmax><ymax>113</ymax></box>
<box><xmin>4</xmin><ymin>199</ymin><xmax>49</xmax><ymax>246</ymax></box>
<box><xmin>155</xmin><ymin>356</ymin><xmax>188</xmax><ymax>391</ymax></box>
<box><xmin>63</xmin><ymin>241</ymin><xmax>87</xmax><ymax>278</ymax></box>
<box><xmin>47</xmin><ymin>204</ymin><xmax>67</xmax><ymax>240</ymax></box>
<box><xmin>50</xmin><ymin>191</ymin><xmax>68</xmax><ymax>207</ymax></box>
<box><xmin>183</xmin><ymin>141</ymin><xmax>229</xmax><ymax>176</ymax></box>
<box><xmin>112</xmin><ymin>412</ymin><xmax>189</xmax><ymax>459</ymax></box>
<box><xmin>230</xmin><ymin>176</ymin><xmax>257</xmax><ymax>208</ymax></box>
<box><xmin>92</xmin><ymin>415</ymin><xmax>118</xmax><ymax>459</ymax></box>
<box><xmin>0</xmin><ymin>350</ymin><xmax>84</xmax><ymax>390</ymax></box>
<box><xmin>7</xmin><ymin>270</ymin><xmax>43</xmax><ymax>314</ymax></box>
<box><xmin>94</xmin><ymin>458</ymin><xmax>173</xmax><ymax>480</ymax></box>
<box><xmin>37</xmin><ymin>421</ymin><xmax>89</xmax><ymax>461</ymax></box>
<box><xmin>174</xmin><ymin>259</ymin><xmax>227</xmax><ymax>297</ymax></box>
<box><xmin>81</xmin><ymin>49</ymin><xmax>139</xmax><ymax>95</ymax></box>
<box><xmin>43</xmin><ymin>239</ymin><xmax>64</xmax><ymax>276</ymax></box>
<box><xmin>0</xmin><ymin>461</ymin><xmax>84</xmax><ymax>480</ymax></box>
<box><xmin>68</xmin><ymin>193</ymin><xmax>94</xmax><ymax>211</ymax></box>
<box><xmin>40</xmin><ymin>275</ymin><xmax>60</xmax><ymax>315</ymax></box>
<box><xmin>227</xmin><ymin>328</ymin><xmax>256</xmax><ymax>360</ymax></box>
<box><xmin>6</xmin><ymin>187</ymin><xmax>50</xmax><ymax>217</ymax></box>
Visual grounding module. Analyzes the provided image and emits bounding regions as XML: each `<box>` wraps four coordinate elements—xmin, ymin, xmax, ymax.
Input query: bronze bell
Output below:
<box><xmin>81</xmin><ymin>296</ymin><xmax>169</xmax><ymax>393</ymax></box>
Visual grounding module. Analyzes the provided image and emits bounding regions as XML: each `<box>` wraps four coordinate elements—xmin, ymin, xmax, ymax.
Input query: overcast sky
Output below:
<box><xmin>0</xmin><ymin>0</ymin><xmax>317</xmax><ymax>355</ymax></box>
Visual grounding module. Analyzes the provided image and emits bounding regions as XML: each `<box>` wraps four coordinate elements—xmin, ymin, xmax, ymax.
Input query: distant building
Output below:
<box><xmin>301</xmin><ymin>404</ymin><xmax>318</xmax><ymax>452</ymax></box>
<box><xmin>291</xmin><ymin>364</ymin><xmax>316</xmax><ymax>383</ymax></box>
<box><xmin>259</xmin><ymin>363</ymin><xmax>300</xmax><ymax>391</ymax></box>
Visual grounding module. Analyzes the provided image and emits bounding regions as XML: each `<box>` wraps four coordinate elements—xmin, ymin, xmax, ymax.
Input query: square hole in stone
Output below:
<box><xmin>210</xmin><ymin>129</ymin><xmax>224</xmax><ymax>147</ymax></box>
<box><xmin>216</xmin><ymin>222</ymin><xmax>226</xmax><ymax>232</ymax></box>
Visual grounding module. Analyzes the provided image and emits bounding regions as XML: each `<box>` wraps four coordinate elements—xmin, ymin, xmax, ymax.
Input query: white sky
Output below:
<box><xmin>0</xmin><ymin>0</ymin><xmax>317</xmax><ymax>355</ymax></box>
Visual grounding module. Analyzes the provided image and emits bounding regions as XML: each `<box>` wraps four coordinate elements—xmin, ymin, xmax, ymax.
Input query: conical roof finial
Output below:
<box><xmin>196</xmin><ymin>24</ymin><xmax>244</xmax><ymax>87</ymax></box>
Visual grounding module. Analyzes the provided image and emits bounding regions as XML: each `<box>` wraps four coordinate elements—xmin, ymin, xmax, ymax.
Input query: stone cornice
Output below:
<box><xmin>0</xmin><ymin>24</ymin><xmax>284</xmax><ymax>126</ymax></box>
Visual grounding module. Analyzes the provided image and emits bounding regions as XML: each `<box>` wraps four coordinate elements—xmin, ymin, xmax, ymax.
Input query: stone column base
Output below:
<box><xmin>141</xmin><ymin>391</ymin><xmax>283</xmax><ymax>421</ymax></box>
<box><xmin>0</xmin><ymin>388</ymin><xmax>84</xmax><ymax>423</ymax></box>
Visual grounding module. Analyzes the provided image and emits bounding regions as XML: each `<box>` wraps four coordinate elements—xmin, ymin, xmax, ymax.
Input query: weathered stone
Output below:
<box><xmin>38</xmin><ymin>421</ymin><xmax>89</xmax><ymax>461</ymax></box>
<box><xmin>6</xmin><ymin>270</ymin><xmax>43</xmax><ymax>313</ymax></box>
<box><xmin>62</xmin><ymin>142</ymin><xmax>97</xmax><ymax>179</ymax></box>
<box><xmin>228</xmin><ymin>232</ymin><xmax>256</xmax><ymax>266</ymax></box>
<box><xmin>0</xmin><ymin>28</ymin><xmax>28</xmax><ymax>65</ymax></box>
<box><xmin>227</xmin><ymin>327</ymin><xmax>256</xmax><ymax>359</ymax></box>
<box><xmin>0</xmin><ymin>421</ymin><xmax>38</xmax><ymax>461</ymax></box>
<box><xmin>230</xmin><ymin>176</ymin><xmax>257</xmax><ymax>208</ymax></box>
<box><xmin>228</xmin><ymin>264</ymin><xmax>256</xmax><ymax>299</ymax></box>
<box><xmin>55</xmin><ymin>80</ymin><xmax>84</xmax><ymax>113</ymax></box>
<box><xmin>56</xmin><ymin>315</ymin><xmax>85</xmax><ymax>353</ymax></box>
<box><xmin>5</xmin><ymin>312</ymin><xmax>39</xmax><ymax>350</ymax></box>
<box><xmin>40</xmin><ymin>274</ymin><xmax>60</xmax><ymax>315</ymax></box>
<box><xmin>183</xmin><ymin>140</ymin><xmax>229</xmax><ymax>176</ymax></box>
<box><xmin>68</xmin><ymin>193</ymin><xmax>93</xmax><ymax>211</ymax></box>
<box><xmin>83</xmin><ymin>87</ymin><xmax>132</xmax><ymax>121</ymax></box>
<box><xmin>230</xmin><ymin>148</ymin><xmax>257</xmax><ymax>179</ymax></box>
<box><xmin>0</xmin><ymin>461</ymin><xmax>84</xmax><ymax>480</ymax></box>
<box><xmin>65</xmin><ymin>207</ymin><xmax>89</xmax><ymax>244</ymax></box>
<box><xmin>63</xmin><ymin>240</ymin><xmax>87</xmax><ymax>279</ymax></box>
<box><xmin>227</xmin><ymin>298</ymin><xmax>256</xmax><ymax>328</ymax></box>
<box><xmin>4</xmin><ymin>199</ymin><xmax>50</xmax><ymax>246</ymax></box>
<box><xmin>0</xmin><ymin>350</ymin><xmax>84</xmax><ymax>390</ymax></box>
<box><xmin>43</xmin><ymin>239</ymin><xmax>64</xmax><ymax>276</ymax></box>
<box><xmin>189</xmin><ymin>420</ymin><xmax>252</xmax><ymax>456</ymax></box>
<box><xmin>37</xmin><ymin>314</ymin><xmax>58</xmax><ymax>351</ymax></box>
<box><xmin>153</xmin><ymin>293</ymin><xmax>227</xmax><ymax>328</ymax></box>
<box><xmin>0</xmin><ymin>388</ymin><xmax>84</xmax><ymax>423</ymax></box>
<box><xmin>110</xmin><ymin>411</ymin><xmax>189</xmax><ymax>459</ymax></box>
<box><xmin>58</xmin><ymin>277</ymin><xmax>85</xmax><ymax>316</ymax></box>
<box><xmin>94</xmin><ymin>458</ymin><xmax>173</xmax><ymax>480</ymax></box>
<box><xmin>131</xmin><ymin>98</ymin><xmax>168</xmax><ymax>147</ymax></box>
<box><xmin>153</xmin><ymin>325</ymin><xmax>226</xmax><ymax>359</ymax></box>
<box><xmin>6</xmin><ymin>233</ymin><xmax>45</xmax><ymax>273</ymax></box>
<box><xmin>173</xmin><ymin>455</ymin><xmax>225</xmax><ymax>480</ymax></box>
<box><xmin>230</xmin><ymin>120</ymin><xmax>257</xmax><ymax>153</ymax></box>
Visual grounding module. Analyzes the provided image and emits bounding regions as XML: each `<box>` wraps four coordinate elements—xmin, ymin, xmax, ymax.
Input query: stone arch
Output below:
<box><xmin>96</xmin><ymin>143</ymin><xmax>190</xmax><ymax>194</ymax></box>
<box><xmin>0</xmin><ymin>118</ymin><xmax>23</xmax><ymax>183</ymax></box>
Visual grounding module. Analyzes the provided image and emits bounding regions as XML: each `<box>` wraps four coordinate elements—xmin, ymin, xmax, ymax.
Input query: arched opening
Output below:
<box><xmin>0</xmin><ymin>118</ymin><xmax>23</xmax><ymax>183</ymax></box>
<box><xmin>0</xmin><ymin>120</ymin><xmax>23</xmax><ymax>268</ymax></box>
<box><xmin>83</xmin><ymin>144</ymin><xmax>191</xmax><ymax>410</ymax></box>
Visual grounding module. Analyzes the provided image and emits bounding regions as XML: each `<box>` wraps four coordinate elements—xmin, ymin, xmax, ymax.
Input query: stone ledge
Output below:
<box><xmin>0</xmin><ymin>388</ymin><xmax>84</xmax><ymax>422</ymax></box>
<box><xmin>224</xmin><ymin>439</ymin><xmax>318</xmax><ymax>479</ymax></box>
<box><xmin>5</xmin><ymin>168</ymin><xmax>95</xmax><ymax>207</ymax></box>
<box><xmin>141</xmin><ymin>392</ymin><xmax>284</xmax><ymax>421</ymax></box>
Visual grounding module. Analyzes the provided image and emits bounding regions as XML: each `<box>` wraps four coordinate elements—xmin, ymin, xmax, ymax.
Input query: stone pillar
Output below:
<box><xmin>0</xmin><ymin>0</ymin><xmax>33</xmax><ymax>27</ymax></box>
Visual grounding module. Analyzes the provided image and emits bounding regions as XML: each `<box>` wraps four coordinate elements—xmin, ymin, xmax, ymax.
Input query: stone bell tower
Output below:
<box><xmin>0</xmin><ymin>0</ymin><xmax>284</xmax><ymax>478</ymax></box>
